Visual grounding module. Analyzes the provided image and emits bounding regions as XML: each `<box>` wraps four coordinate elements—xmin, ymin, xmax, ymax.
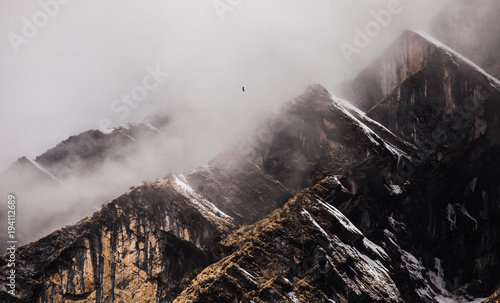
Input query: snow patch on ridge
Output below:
<box><xmin>27</xmin><ymin>158</ymin><xmax>74</xmax><ymax>193</ymax></box>
<box><xmin>399</xmin><ymin>248</ymin><xmax>445</xmax><ymax>301</ymax></box>
<box><xmin>172</xmin><ymin>174</ymin><xmax>234</xmax><ymax>230</ymax></box>
<box><xmin>100</xmin><ymin>128</ymin><xmax>114</xmax><ymax>135</ymax></box>
<box><xmin>238</xmin><ymin>267</ymin><xmax>258</xmax><ymax>284</ymax></box>
<box><xmin>124</xmin><ymin>134</ymin><xmax>137</xmax><ymax>143</ymax></box>
<box><xmin>401</xmin><ymin>250</ymin><xmax>425</xmax><ymax>281</ymax></box>
<box><xmin>428</xmin><ymin>258</ymin><xmax>453</xmax><ymax>300</ymax></box>
<box><xmin>301</xmin><ymin>209</ymin><xmax>330</xmax><ymax>239</ymax></box>
<box><xmin>316</xmin><ymin>199</ymin><xmax>363</xmax><ymax>236</ymax></box>
<box><xmin>339</xmin><ymin>98</ymin><xmax>409</xmax><ymax>160</ymax></box>
<box><xmin>363</xmin><ymin>237</ymin><xmax>390</xmax><ymax>261</ymax></box>
<box><xmin>142</xmin><ymin>121</ymin><xmax>167</xmax><ymax>134</ymax></box>
<box><xmin>415</xmin><ymin>31</ymin><xmax>500</xmax><ymax>88</ymax></box>
<box><xmin>385</xmin><ymin>184</ymin><xmax>403</xmax><ymax>195</ymax></box>
<box><xmin>28</xmin><ymin>158</ymin><xmax>58</xmax><ymax>180</ymax></box>
<box><xmin>332</xmin><ymin>94</ymin><xmax>410</xmax><ymax>159</ymax></box>
<box><xmin>287</xmin><ymin>291</ymin><xmax>301</xmax><ymax>303</ymax></box>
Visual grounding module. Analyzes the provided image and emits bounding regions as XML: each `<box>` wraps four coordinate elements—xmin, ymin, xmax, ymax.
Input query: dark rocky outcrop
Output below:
<box><xmin>343</xmin><ymin>30</ymin><xmax>500</xmax><ymax>159</ymax></box>
<box><xmin>2</xmin><ymin>30</ymin><xmax>500</xmax><ymax>302</ymax></box>
<box><xmin>0</xmin><ymin>84</ymin><xmax>415</xmax><ymax>302</ymax></box>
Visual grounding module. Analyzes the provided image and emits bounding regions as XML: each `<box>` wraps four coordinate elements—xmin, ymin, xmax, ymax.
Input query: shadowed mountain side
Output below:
<box><xmin>343</xmin><ymin>30</ymin><xmax>500</xmax><ymax>158</ymax></box>
<box><xmin>0</xmin><ymin>84</ymin><xmax>416</xmax><ymax>302</ymax></box>
<box><xmin>2</xmin><ymin>31</ymin><xmax>500</xmax><ymax>301</ymax></box>
<box><xmin>212</xmin><ymin>84</ymin><xmax>415</xmax><ymax>191</ymax></box>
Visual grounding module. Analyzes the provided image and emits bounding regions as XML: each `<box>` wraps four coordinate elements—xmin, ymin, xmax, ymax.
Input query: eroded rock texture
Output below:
<box><xmin>0</xmin><ymin>115</ymin><xmax>173</xmax><ymax>251</ymax></box>
<box><xmin>344</xmin><ymin>30</ymin><xmax>500</xmax><ymax>159</ymax></box>
<box><xmin>2</xmin><ymin>30</ymin><xmax>500</xmax><ymax>302</ymax></box>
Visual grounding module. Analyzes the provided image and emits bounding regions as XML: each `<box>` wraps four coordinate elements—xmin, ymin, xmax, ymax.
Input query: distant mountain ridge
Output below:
<box><xmin>2</xmin><ymin>30</ymin><xmax>500</xmax><ymax>302</ymax></box>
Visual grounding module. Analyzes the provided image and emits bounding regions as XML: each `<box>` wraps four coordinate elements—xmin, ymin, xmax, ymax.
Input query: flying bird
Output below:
<box><xmin>242</xmin><ymin>86</ymin><xmax>245</xmax><ymax>92</ymax></box>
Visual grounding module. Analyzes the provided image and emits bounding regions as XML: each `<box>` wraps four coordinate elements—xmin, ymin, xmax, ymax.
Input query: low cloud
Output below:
<box><xmin>0</xmin><ymin>0</ymin><xmax>457</xmax><ymax>245</ymax></box>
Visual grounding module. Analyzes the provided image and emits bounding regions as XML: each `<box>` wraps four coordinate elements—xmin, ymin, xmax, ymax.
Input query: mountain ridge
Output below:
<box><xmin>2</xmin><ymin>29</ymin><xmax>500</xmax><ymax>302</ymax></box>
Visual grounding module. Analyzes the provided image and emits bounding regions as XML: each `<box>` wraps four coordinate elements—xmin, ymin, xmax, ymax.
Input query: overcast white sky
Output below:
<box><xmin>0</xmin><ymin>0</ymin><xmax>450</xmax><ymax>171</ymax></box>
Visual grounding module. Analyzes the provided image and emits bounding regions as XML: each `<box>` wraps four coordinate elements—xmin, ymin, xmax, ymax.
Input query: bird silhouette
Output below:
<box><xmin>242</xmin><ymin>86</ymin><xmax>245</xmax><ymax>92</ymax></box>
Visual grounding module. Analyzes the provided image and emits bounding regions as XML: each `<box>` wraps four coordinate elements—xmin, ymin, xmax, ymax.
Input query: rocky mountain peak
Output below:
<box><xmin>343</xmin><ymin>29</ymin><xmax>500</xmax><ymax>158</ymax></box>
<box><xmin>2</xmin><ymin>26</ymin><xmax>500</xmax><ymax>303</ymax></box>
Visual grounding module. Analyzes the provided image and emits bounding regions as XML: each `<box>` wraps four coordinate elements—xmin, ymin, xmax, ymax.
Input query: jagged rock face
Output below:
<box><xmin>0</xmin><ymin>157</ymin><xmax>295</xmax><ymax>302</ymax></box>
<box><xmin>340</xmin><ymin>30</ymin><xmax>500</xmax><ymax>298</ymax></box>
<box><xmin>0</xmin><ymin>116</ymin><xmax>179</xmax><ymax>250</ymax></box>
<box><xmin>174</xmin><ymin>179</ymin><xmax>402</xmax><ymax>303</ymax></box>
<box><xmin>0</xmin><ymin>84</ymin><xmax>415</xmax><ymax>302</ymax></box>
<box><xmin>2</xmin><ymin>32</ymin><xmax>500</xmax><ymax>302</ymax></box>
<box><xmin>343</xmin><ymin>30</ymin><xmax>435</xmax><ymax>112</ymax></box>
<box><xmin>338</xmin><ymin>30</ymin><xmax>500</xmax><ymax>299</ymax></box>
<box><xmin>213</xmin><ymin>84</ymin><xmax>412</xmax><ymax>191</ymax></box>
<box><xmin>0</xmin><ymin>183</ymin><xmax>221</xmax><ymax>302</ymax></box>
<box><xmin>403</xmin><ymin>138</ymin><xmax>500</xmax><ymax>296</ymax></box>
<box><xmin>182</xmin><ymin>164</ymin><xmax>293</xmax><ymax>225</ymax></box>
<box><xmin>176</xmin><ymin>171</ymin><xmax>485</xmax><ymax>303</ymax></box>
<box><xmin>344</xmin><ymin>30</ymin><xmax>500</xmax><ymax>158</ymax></box>
<box><xmin>324</xmin><ymin>126</ymin><xmax>500</xmax><ymax>299</ymax></box>
<box><xmin>23</xmin><ymin>116</ymin><xmax>170</xmax><ymax>181</ymax></box>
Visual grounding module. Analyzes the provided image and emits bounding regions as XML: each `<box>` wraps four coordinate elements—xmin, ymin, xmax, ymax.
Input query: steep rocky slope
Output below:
<box><xmin>0</xmin><ymin>162</ymin><xmax>290</xmax><ymax>302</ymax></box>
<box><xmin>343</xmin><ymin>30</ymin><xmax>500</xmax><ymax>159</ymax></box>
<box><xmin>2</xmin><ymin>31</ymin><xmax>500</xmax><ymax>302</ymax></box>
<box><xmin>0</xmin><ymin>116</ymin><xmax>177</xmax><ymax>250</ymax></box>
<box><xmin>0</xmin><ymin>84</ymin><xmax>417</xmax><ymax>302</ymax></box>
<box><xmin>174</xmin><ymin>177</ymin><xmax>423</xmax><ymax>303</ymax></box>
<box><xmin>340</xmin><ymin>30</ymin><xmax>500</xmax><ymax>300</ymax></box>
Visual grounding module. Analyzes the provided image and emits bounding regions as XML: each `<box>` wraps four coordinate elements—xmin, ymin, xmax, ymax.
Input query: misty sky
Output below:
<box><xmin>0</xmin><ymin>0</ymin><xmax>450</xmax><ymax>171</ymax></box>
